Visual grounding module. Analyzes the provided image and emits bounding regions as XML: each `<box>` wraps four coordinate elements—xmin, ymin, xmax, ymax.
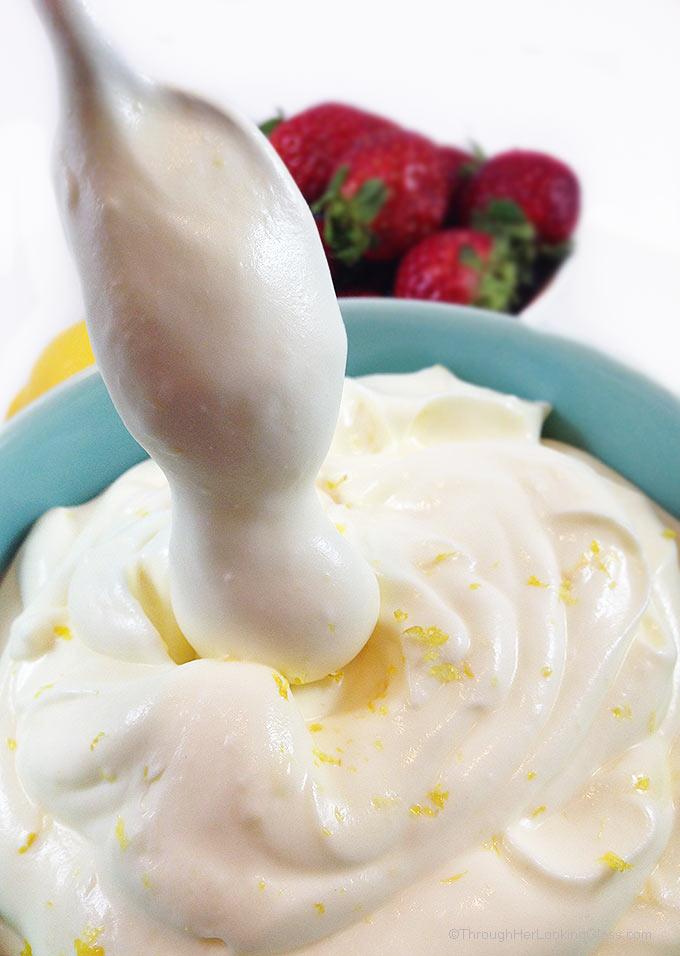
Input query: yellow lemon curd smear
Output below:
<box><xmin>6</xmin><ymin>320</ymin><xmax>94</xmax><ymax>419</ymax></box>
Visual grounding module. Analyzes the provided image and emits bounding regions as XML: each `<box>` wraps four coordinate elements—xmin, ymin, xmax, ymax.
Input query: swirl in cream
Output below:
<box><xmin>1</xmin><ymin>367</ymin><xmax>679</xmax><ymax>955</ymax></box>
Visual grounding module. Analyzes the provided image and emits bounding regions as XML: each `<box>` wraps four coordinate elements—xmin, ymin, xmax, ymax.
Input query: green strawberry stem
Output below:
<box><xmin>458</xmin><ymin>142</ymin><xmax>486</xmax><ymax>180</ymax></box>
<box><xmin>471</xmin><ymin>199</ymin><xmax>575</xmax><ymax>311</ymax></box>
<box><xmin>460</xmin><ymin>242</ymin><xmax>519</xmax><ymax>313</ymax></box>
<box><xmin>259</xmin><ymin>111</ymin><xmax>285</xmax><ymax>137</ymax></box>
<box><xmin>313</xmin><ymin>166</ymin><xmax>389</xmax><ymax>266</ymax></box>
<box><xmin>471</xmin><ymin>199</ymin><xmax>537</xmax><ymax>294</ymax></box>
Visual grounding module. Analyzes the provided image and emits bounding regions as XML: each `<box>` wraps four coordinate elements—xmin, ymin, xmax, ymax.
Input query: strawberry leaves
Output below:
<box><xmin>313</xmin><ymin>166</ymin><xmax>388</xmax><ymax>265</ymax></box>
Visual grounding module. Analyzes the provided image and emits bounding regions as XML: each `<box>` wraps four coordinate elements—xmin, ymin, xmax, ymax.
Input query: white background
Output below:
<box><xmin>1</xmin><ymin>0</ymin><xmax>678</xmax><ymax>413</ymax></box>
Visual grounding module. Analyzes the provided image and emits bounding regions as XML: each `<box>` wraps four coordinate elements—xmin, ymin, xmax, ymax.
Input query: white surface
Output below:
<box><xmin>1</xmin><ymin>0</ymin><xmax>679</xmax><ymax>415</ymax></box>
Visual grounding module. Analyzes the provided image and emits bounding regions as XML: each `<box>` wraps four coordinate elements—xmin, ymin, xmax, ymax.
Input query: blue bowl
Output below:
<box><xmin>1</xmin><ymin>299</ymin><xmax>678</xmax><ymax>574</ymax></box>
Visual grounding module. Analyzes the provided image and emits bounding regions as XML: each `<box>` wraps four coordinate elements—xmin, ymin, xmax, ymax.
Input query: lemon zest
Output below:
<box><xmin>441</xmin><ymin>871</ymin><xmax>468</xmax><ymax>883</ymax></box>
<box><xmin>18</xmin><ymin>832</ymin><xmax>37</xmax><ymax>854</ymax></box>
<box><xmin>114</xmin><ymin>817</ymin><xmax>130</xmax><ymax>851</ymax></box>
<box><xmin>272</xmin><ymin>672</ymin><xmax>289</xmax><ymax>700</ymax></box>
<box><xmin>600</xmin><ymin>852</ymin><xmax>633</xmax><ymax>872</ymax></box>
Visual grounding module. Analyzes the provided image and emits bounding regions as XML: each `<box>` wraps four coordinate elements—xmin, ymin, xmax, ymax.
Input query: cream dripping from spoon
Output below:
<box><xmin>37</xmin><ymin>0</ymin><xmax>379</xmax><ymax>682</ymax></box>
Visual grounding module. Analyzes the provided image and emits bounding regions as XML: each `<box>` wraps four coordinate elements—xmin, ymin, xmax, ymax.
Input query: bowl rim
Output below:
<box><xmin>4</xmin><ymin>298</ymin><xmax>678</xmax><ymax>432</ymax></box>
<box><xmin>1</xmin><ymin>298</ymin><xmax>678</xmax><ymax>578</ymax></box>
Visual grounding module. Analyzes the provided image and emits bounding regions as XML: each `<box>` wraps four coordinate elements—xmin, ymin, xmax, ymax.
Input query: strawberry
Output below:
<box><xmin>315</xmin><ymin>129</ymin><xmax>449</xmax><ymax>264</ymax></box>
<box><xmin>393</xmin><ymin>229</ymin><xmax>519</xmax><ymax>311</ymax></box>
<box><xmin>267</xmin><ymin>102</ymin><xmax>396</xmax><ymax>203</ymax></box>
<box><xmin>438</xmin><ymin>144</ymin><xmax>479</xmax><ymax>220</ymax></box>
<box><xmin>458</xmin><ymin>149</ymin><xmax>580</xmax><ymax>243</ymax></box>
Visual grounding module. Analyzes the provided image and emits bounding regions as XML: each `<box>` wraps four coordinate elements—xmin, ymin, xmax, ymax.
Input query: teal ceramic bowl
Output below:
<box><xmin>1</xmin><ymin>299</ymin><xmax>679</xmax><ymax>575</ymax></box>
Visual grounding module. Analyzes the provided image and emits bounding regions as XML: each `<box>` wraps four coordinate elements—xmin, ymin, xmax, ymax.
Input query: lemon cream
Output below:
<box><xmin>1</xmin><ymin>0</ymin><xmax>679</xmax><ymax>954</ymax></box>
<box><xmin>1</xmin><ymin>368</ymin><xmax>680</xmax><ymax>955</ymax></box>
<box><xmin>37</xmin><ymin>0</ymin><xmax>379</xmax><ymax>684</ymax></box>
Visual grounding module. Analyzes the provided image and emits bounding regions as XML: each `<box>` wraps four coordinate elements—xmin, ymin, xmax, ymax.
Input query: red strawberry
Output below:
<box><xmin>438</xmin><ymin>144</ymin><xmax>478</xmax><ymax>219</ymax></box>
<box><xmin>268</xmin><ymin>102</ymin><xmax>396</xmax><ymax>203</ymax></box>
<box><xmin>316</xmin><ymin>129</ymin><xmax>449</xmax><ymax>264</ymax></box>
<box><xmin>393</xmin><ymin>229</ymin><xmax>518</xmax><ymax>311</ymax></box>
<box><xmin>458</xmin><ymin>149</ymin><xmax>580</xmax><ymax>242</ymax></box>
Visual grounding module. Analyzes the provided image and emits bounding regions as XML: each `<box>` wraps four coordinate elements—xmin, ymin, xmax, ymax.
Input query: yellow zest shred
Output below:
<box><xmin>559</xmin><ymin>575</ymin><xmax>578</xmax><ymax>606</ymax></box>
<box><xmin>430</xmin><ymin>663</ymin><xmax>461</xmax><ymax>683</ymax></box>
<box><xmin>410</xmin><ymin>784</ymin><xmax>450</xmax><ymax>819</ymax></box>
<box><xmin>596</xmin><ymin>557</ymin><xmax>613</xmax><ymax>577</ymax></box>
<box><xmin>662</xmin><ymin>527</ymin><xmax>677</xmax><ymax>539</ymax></box>
<box><xmin>393</xmin><ymin>609</ymin><xmax>408</xmax><ymax>622</ymax></box>
<box><xmin>527</xmin><ymin>771</ymin><xmax>536</xmax><ymax>781</ymax></box>
<box><xmin>600</xmin><ymin>852</ymin><xmax>633</xmax><ymax>872</ymax></box>
<box><xmin>409</xmin><ymin>803</ymin><xmax>437</xmax><ymax>818</ymax></box>
<box><xmin>142</xmin><ymin>873</ymin><xmax>151</xmax><ymax>889</ymax></box>
<box><xmin>334</xmin><ymin>523</ymin><xmax>347</xmax><ymax>535</ymax></box>
<box><xmin>313</xmin><ymin>748</ymin><xmax>341</xmax><ymax>766</ymax></box>
<box><xmin>527</xmin><ymin>576</ymin><xmax>548</xmax><ymax>588</ymax></box>
<box><xmin>19</xmin><ymin>942</ymin><xmax>32</xmax><ymax>956</ymax></box>
<box><xmin>18</xmin><ymin>832</ymin><xmax>37</xmax><ymax>854</ymax></box>
<box><xmin>483</xmin><ymin>835</ymin><xmax>502</xmax><ymax>856</ymax></box>
<box><xmin>54</xmin><ymin>625</ymin><xmax>72</xmax><ymax>641</ymax></box>
<box><xmin>612</xmin><ymin>705</ymin><xmax>632</xmax><ymax>721</ymax></box>
<box><xmin>532</xmin><ymin>805</ymin><xmax>547</xmax><ymax>818</ymax></box>
<box><xmin>74</xmin><ymin>926</ymin><xmax>104</xmax><ymax>956</ymax></box>
<box><xmin>372</xmin><ymin>795</ymin><xmax>399</xmax><ymax>809</ymax></box>
<box><xmin>258</xmin><ymin>878</ymin><xmax>266</xmax><ymax>890</ymax></box>
<box><xmin>7</xmin><ymin>737</ymin><xmax>17</xmax><ymax>751</ymax></box>
<box><xmin>114</xmin><ymin>817</ymin><xmax>130</xmax><ymax>851</ymax></box>
<box><xmin>374</xmin><ymin>740</ymin><xmax>383</xmax><ymax>750</ymax></box>
<box><xmin>33</xmin><ymin>684</ymin><xmax>54</xmax><ymax>699</ymax></box>
<box><xmin>309</xmin><ymin>723</ymin><xmax>323</xmax><ymax>733</ymax></box>
<box><xmin>90</xmin><ymin>732</ymin><xmax>105</xmax><ymax>751</ymax></box>
<box><xmin>541</xmin><ymin>666</ymin><xmax>553</xmax><ymax>679</ymax></box>
<box><xmin>273</xmin><ymin>672</ymin><xmax>289</xmax><ymax>700</ymax></box>
<box><xmin>469</xmin><ymin>582</ymin><xmax>482</xmax><ymax>590</ymax></box>
<box><xmin>428</xmin><ymin>784</ymin><xmax>450</xmax><ymax>810</ymax></box>
<box><xmin>441</xmin><ymin>871</ymin><xmax>468</xmax><ymax>883</ymax></box>
<box><xmin>634</xmin><ymin>776</ymin><xmax>650</xmax><ymax>792</ymax></box>
<box><xmin>324</xmin><ymin>474</ymin><xmax>348</xmax><ymax>491</ymax></box>
<box><xmin>404</xmin><ymin>625</ymin><xmax>449</xmax><ymax>646</ymax></box>
<box><xmin>314</xmin><ymin>903</ymin><xmax>325</xmax><ymax>915</ymax></box>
